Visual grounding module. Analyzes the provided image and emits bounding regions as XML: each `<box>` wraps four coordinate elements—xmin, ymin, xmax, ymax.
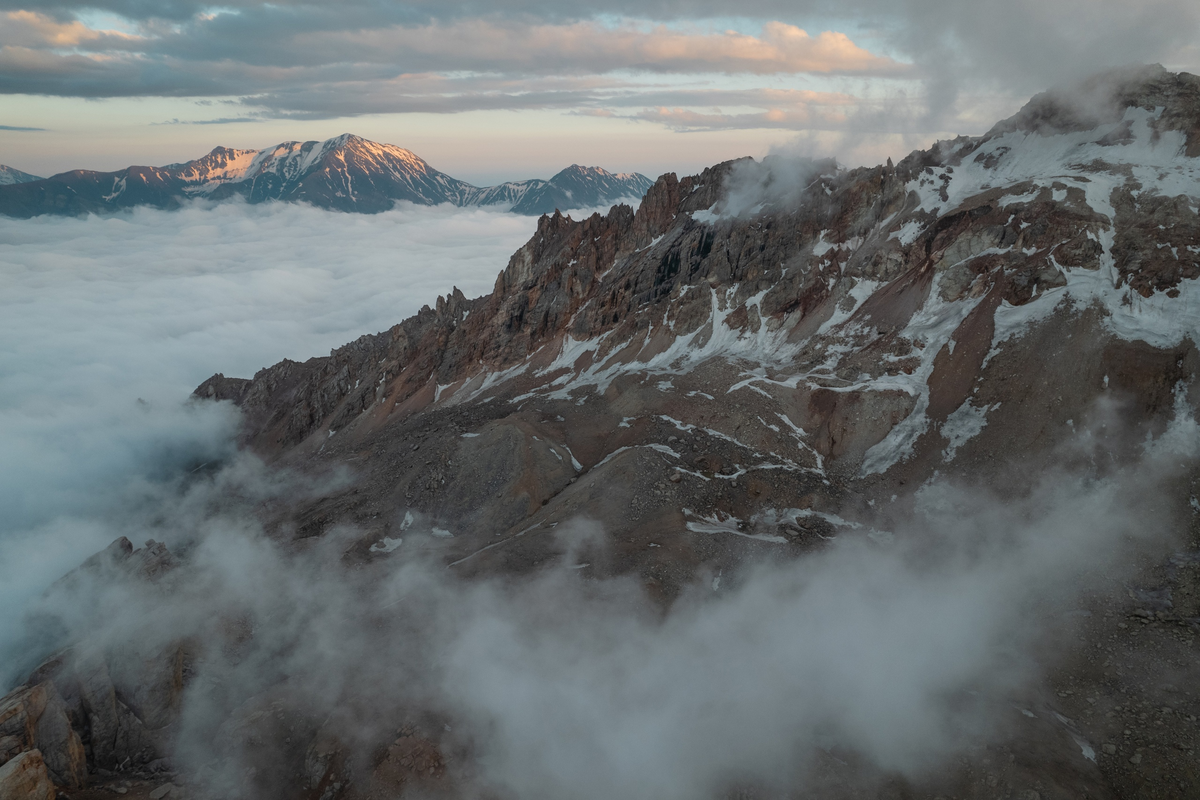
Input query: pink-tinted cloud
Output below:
<box><xmin>634</xmin><ymin>106</ymin><xmax>847</xmax><ymax>132</ymax></box>
<box><xmin>304</xmin><ymin>20</ymin><xmax>909</xmax><ymax>76</ymax></box>
<box><xmin>0</xmin><ymin>10</ymin><xmax>140</xmax><ymax>48</ymax></box>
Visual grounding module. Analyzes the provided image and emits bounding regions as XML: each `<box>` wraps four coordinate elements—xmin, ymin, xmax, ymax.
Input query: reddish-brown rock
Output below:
<box><xmin>0</xmin><ymin>750</ymin><xmax>55</xmax><ymax>800</ymax></box>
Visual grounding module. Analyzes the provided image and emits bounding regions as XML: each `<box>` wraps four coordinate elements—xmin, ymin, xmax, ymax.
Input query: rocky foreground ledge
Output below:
<box><xmin>1</xmin><ymin>539</ymin><xmax>178</xmax><ymax>799</ymax></box>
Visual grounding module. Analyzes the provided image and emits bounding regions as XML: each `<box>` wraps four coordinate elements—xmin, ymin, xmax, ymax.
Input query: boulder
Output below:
<box><xmin>32</xmin><ymin>684</ymin><xmax>85</xmax><ymax>788</ymax></box>
<box><xmin>0</xmin><ymin>682</ymin><xmax>85</xmax><ymax>788</ymax></box>
<box><xmin>0</xmin><ymin>685</ymin><xmax>45</xmax><ymax>746</ymax></box>
<box><xmin>0</xmin><ymin>750</ymin><xmax>55</xmax><ymax>800</ymax></box>
<box><xmin>76</xmin><ymin>653</ymin><xmax>157</xmax><ymax>769</ymax></box>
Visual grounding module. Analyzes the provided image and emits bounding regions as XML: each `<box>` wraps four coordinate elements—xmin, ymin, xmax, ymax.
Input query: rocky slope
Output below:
<box><xmin>0</xmin><ymin>135</ymin><xmax>651</xmax><ymax>217</ymax></box>
<box><xmin>5</xmin><ymin>66</ymin><xmax>1200</xmax><ymax>800</ymax></box>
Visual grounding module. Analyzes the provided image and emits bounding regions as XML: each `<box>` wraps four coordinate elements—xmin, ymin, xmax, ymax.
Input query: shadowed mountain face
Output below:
<box><xmin>0</xmin><ymin>134</ymin><xmax>652</xmax><ymax>217</ymax></box>
<box><xmin>509</xmin><ymin>164</ymin><xmax>657</xmax><ymax>215</ymax></box>
<box><xmin>5</xmin><ymin>67</ymin><xmax>1200</xmax><ymax>800</ymax></box>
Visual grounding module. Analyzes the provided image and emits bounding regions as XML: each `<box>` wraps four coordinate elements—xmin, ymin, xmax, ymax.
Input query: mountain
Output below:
<box><xmin>510</xmin><ymin>164</ymin><xmax>655</xmax><ymax>215</ymax></box>
<box><xmin>185</xmin><ymin>135</ymin><xmax>475</xmax><ymax>212</ymax></box>
<box><xmin>0</xmin><ymin>164</ymin><xmax>41</xmax><ymax>185</ymax></box>
<box><xmin>462</xmin><ymin>164</ymin><xmax>655</xmax><ymax>216</ymax></box>
<box><xmin>191</xmin><ymin>66</ymin><xmax>1200</xmax><ymax>794</ymax></box>
<box><xmin>6</xmin><ymin>66</ymin><xmax>1200</xmax><ymax>799</ymax></box>
<box><xmin>0</xmin><ymin>134</ymin><xmax>651</xmax><ymax>217</ymax></box>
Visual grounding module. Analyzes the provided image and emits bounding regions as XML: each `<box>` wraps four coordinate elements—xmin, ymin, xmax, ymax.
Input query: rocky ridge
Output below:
<box><xmin>0</xmin><ymin>135</ymin><xmax>652</xmax><ymax>217</ymax></box>
<box><xmin>184</xmin><ymin>65</ymin><xmax>1200</xmax><ymax>796</ymax></box>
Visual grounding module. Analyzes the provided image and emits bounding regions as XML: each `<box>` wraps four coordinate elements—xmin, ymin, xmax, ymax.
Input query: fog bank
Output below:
<box><xmin>0</xmin><ymin>200</ymin><xmax>536</xmax><ymax>685</ymax></box>
<box><xmin>24</xmin><ymin>405</ymin><xmax>1198</xmax><ymax>798</ymax></box>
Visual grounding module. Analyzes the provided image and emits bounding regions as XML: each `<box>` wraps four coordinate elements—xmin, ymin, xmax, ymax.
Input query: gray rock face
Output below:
<box><xmin>77</xmin><ymin>654</ymin><xmax>137</xmax><ymax>769</ymax></box>
<box><xmin>53</xmin><ymin>541</ymin><xmax>184</xmax><ymax>770</ymax></box>
<box><xmin>32</xmin><ymin>684</ymin><xmax>86</xmax><ymax>788</ymax></box>
<box><xmin>0</xmin><ymin>683</ymin><xmax>85</xmax><ymax>790</ymax></box>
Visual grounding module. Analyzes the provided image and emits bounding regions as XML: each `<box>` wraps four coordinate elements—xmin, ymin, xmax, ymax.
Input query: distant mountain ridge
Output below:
<box><xmin>0</xmin><ymin>134</ymin><xmax>653</xmax><ymax>218</ymax></box>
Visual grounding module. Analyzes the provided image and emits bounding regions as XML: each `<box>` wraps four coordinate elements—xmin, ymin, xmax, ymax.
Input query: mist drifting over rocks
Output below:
<box><xmin>13</xmin><ymin>405</ymin><xmax>1198</xmax><ymax>800</ymax></box>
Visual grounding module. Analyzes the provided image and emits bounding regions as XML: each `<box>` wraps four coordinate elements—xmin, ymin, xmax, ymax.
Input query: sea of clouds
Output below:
<box><xmin>0</xmin><ymin>199</ymin><xmax>536</xmax><ymax>682</ymax></box>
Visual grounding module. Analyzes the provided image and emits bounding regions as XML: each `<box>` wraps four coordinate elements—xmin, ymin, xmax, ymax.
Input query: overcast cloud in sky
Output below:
<box><xmin>2</xmin><ymin>0</ymin><xmax>1199</xmax><ymax>179</ymax></box>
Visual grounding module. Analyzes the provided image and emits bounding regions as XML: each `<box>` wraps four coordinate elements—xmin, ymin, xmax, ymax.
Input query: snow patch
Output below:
<box><xmin>369</xmin><ymin>537</ymin><xmax>403</xmax><ymax>554</ymax></box>
<box><xmin>888</xmin><ymin>220</ymin><xmax>925</xmax><ymax>246</ymax></box>
<box><xmin>683</xmin><ymin>509</ymin><xmax>788</xmax><ymax>544</ymax></box>
<box><xmin>940</xmin><ymin>401</ymin><xmax>999</xmax><ymax>461</ymax></box>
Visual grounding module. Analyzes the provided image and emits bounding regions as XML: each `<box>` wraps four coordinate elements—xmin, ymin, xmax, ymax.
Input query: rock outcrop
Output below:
<box><xmin>0</xmin><ymin>537</ymin><xmax>192</xmax><ymax>795</ymax></box>
<box><xmin>0</xmin><ymin>750</ymin><xmax>55</xmax><ymax>800</ymax></box>
<box><xmin>0</xmin><ymin>683</ymin><xmax>85</xmax><ymax>789</ymax></box>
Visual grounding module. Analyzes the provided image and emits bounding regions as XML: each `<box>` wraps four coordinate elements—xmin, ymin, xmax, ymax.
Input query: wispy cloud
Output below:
<box><xmin>151</xmin><ymin>116</ymin><xmax>262</xmax><ymax>125</ymax></box>
<box><xmin>0</xmin><ymin>123</ymin><xmax>45</xmax><ymax>130</ymax></box>
<box><xmin>0</xmin><ymin>9</ymin><xmax>142</xmax><ymax>49</ymax></box>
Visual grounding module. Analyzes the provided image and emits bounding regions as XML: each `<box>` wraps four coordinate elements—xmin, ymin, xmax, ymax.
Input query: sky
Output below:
<box><xmin>2</xmin><ymin>0</ymin><xmax>1199</xmax><ymax>183</ymax></box>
